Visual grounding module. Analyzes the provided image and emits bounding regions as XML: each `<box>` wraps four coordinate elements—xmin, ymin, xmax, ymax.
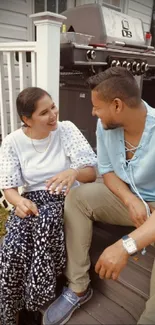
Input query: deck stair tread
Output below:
<box><xmin>67</xmin><ymin>289</ymin><xmax>136</xmax><ymax>324</ymax></box>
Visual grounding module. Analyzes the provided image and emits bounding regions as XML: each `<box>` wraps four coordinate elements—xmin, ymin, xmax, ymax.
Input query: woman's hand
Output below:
<box><xmin>46</xmin><ymin>169</ymin><xmax>79</xmax><ymax>196</ymax></box>
<box><xmin>15</xmin><ymin>197</ymin><xmax>39</xmax><ymax>218</ymax></box>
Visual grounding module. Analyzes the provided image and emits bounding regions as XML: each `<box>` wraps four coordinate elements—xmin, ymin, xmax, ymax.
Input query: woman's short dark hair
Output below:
<box><xmin>16</xmin><ymin>87</ymin><xmax>51</xmax><ymax>122</ymax></box>
<box><xmin>87</xmin><ymin>67</ymin><xmax>141</xmax><ymax>108</ymax></box>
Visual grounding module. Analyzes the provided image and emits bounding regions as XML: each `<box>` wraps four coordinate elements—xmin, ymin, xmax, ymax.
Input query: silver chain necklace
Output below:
<box><xmin>29</xmin><ymin>128</ymin><xmax>51</xmax><ymax>153</ymax></box>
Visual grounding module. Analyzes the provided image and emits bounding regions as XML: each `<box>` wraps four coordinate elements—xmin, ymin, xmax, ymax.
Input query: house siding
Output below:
<box><xmin>127</xmin><ymin>0</ymin><xmax>153</xmax><ymax>32</ymax></box>
<box><xmin>0</xmin><ymin>0</ymin><xmax>33</xmax><ymax>42</ymax></box>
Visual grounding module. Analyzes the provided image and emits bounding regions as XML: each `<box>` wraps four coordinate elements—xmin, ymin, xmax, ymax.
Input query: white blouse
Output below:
<box><xmin>0</xmin><ymin>121</ymin><xmax>97</xmax><ymax>192</ymax></box>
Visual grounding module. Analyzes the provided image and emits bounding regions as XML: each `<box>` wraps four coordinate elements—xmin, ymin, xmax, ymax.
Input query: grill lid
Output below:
<box><xmin>62</xmin><ymin>4</ymin><xmax>145</xmax><ymax>47</ymax></box>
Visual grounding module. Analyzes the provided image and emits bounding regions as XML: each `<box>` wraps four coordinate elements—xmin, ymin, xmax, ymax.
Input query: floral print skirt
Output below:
<box><xmin>0</xmin><ymin>190</ymin><xmax>66</xmax><ymax>325</ymax></box>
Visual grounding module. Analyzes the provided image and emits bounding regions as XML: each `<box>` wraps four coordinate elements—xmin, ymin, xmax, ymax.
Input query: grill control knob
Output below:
<box><xmin>141</xmin><ymin>62</ymin><xmax>146</xmax><ymax>73</ymax></box>
<box><xmin>116</xmin><ymin>60</ymin><xmax>121</xmax><ymax>67</ymax></box>
<box><xmin>111</xmin><ymin>60</ymin><xmax>116</xmax><ymax>67</ymax></box>
<box><xmin>122</xmin><ymin>60</ymin><xmax>127</xmax><ymax>68</ymax></box>
<box><xmin>136</xmin><ymin>62</ymin><xmax>141</xmax><ymax>73</ymax></box>
<box><xmin>127</xmin><ymin>62</ymin><xmax>131</xmax><ymax>70</ymax></box>
<box><xmin>145</xmin><ymin>63</ymin><xmax>149</xmax><ymax>72</ymax></box>
<box><xmin>132</xmin><ymin>61</ymin><xmax>137</xmax><ymax>73</ymax></box>
<box><xmin>86</xmin><ymin>50</ymin><xmax>96</xmax><ymax>61</ymax></box>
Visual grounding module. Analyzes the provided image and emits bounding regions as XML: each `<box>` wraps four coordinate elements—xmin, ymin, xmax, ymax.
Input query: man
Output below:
<box><xmin>43</xmin><ymin>67</ymin><xmax>155</xmax><ymax>325</ymax></box>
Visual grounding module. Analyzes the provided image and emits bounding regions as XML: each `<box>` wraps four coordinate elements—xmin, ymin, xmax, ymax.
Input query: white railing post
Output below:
<box><xmin>30</xmin><ymin>12</ymin><xmax>66</xmax><ymax>108</ymax></box>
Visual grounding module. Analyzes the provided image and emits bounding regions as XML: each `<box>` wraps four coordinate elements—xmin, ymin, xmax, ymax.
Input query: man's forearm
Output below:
<box><xmin>103</xmin><ymin>172</ymin><xmax>136</xmax><ymax>206</ymax></box>
<box><xmin>129</xmin><ymin>212</ymin><xmax>155</xmax><ymax>250</ymax></box>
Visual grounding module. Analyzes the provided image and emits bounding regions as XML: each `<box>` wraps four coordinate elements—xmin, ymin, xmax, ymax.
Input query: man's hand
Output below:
<box><xmin>15</xmin><ymin>197</ymin><xmax>39</xmax><ymax>218</ymax></box>
<box><xmin>103</xmin><ymin>172</ymin><xmax>149</xmax><ymax>228</ymax></box>
<box><xmin>46</xmin><ymin>169</ymin><xmax>78</xmax><ymax>196</ymax></box>
<box><xmin>126</xmin><ymin>196</ymin><xmax>148</xmax><ymax>228</ymax></box>
<box><xmin>95</xmin><ymin>241</ymin><xmax>129</xmax><ymax>281</ymax></box>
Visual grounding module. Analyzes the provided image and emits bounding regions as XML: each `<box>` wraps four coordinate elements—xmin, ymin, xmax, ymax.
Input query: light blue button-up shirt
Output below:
<box><xmin>96</xmin><ymin>101</ymin><xmax>155</xmax><ymax>202</ymax></box>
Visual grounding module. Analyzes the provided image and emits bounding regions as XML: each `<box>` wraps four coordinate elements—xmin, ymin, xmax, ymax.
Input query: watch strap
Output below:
<box><xmin>122</xmin><ymin>235</ymin><xmax>129</xmax><ymax>240</ymax></box>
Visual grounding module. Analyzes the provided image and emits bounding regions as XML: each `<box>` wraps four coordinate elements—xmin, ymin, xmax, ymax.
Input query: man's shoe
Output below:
<box><xmin>43</xmin><ymin>286</ymin><xmax>93</xmax><ymax>325</ymax></box>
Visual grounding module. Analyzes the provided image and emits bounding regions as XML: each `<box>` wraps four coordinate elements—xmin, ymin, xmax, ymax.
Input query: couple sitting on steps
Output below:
<box><xmin>0</xmin><ymin>67</ymin><xmax>155</xmax><ymax>325</ymax></box>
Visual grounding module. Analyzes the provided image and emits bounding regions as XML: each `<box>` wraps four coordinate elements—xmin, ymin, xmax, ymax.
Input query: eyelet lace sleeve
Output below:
<box><xmin>0</xmin><ymin>136</ymin><xmax>24</xmax><ymax>189</ymax></box>
<box><xmin>60</xmin><ymin>121</ymin><xmax>97</xmax><ymax>169</ymax></box>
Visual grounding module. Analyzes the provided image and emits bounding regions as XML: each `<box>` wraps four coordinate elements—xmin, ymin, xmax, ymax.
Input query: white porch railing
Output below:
<box><xmin>0</xmin><ymin>42</ymin><xmax>36</xmax><ymax>139</ymax></box>
<box><xmin>0</xmin><ymin>12</ymin><xmax>66</xmax><ymax>141</ymax></box>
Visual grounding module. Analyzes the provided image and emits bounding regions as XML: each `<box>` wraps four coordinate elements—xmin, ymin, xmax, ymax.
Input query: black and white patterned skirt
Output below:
<box><xmin>0</xmin><ymin>190</ymin><xmax>66</xmax><ymax>325</ymax></box>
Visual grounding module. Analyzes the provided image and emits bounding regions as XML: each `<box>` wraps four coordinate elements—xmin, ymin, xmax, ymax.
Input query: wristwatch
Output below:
<box><xmin>122</xmin><ymin>235</ymin><xmax>138</xmax><ymax>256</ymax></box>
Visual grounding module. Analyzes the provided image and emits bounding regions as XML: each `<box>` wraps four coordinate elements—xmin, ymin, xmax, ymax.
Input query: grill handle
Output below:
<box><xmin>114</xmin><ymin>41</ymin><xmax>154</xmax><ymax>51</ymax></box>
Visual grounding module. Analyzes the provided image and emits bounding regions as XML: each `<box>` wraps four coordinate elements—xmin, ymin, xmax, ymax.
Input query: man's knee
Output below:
<box><xmin>64</xmin><ymin>185</ymin><xmax>86</xmax><ymax>221</ymax></box>
<box><xmin>65</xmin><ymin>183</ymin><xmax>98</xmax><ymax>213</ymax></box>
<box><xmin>65</xmin><ymin>185</ymin><xmax>81</xmax><ymax>207</ymax></box>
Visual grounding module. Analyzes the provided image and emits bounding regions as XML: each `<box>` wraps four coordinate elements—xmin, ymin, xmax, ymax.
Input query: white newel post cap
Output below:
<box><xmin>30</xmin><ymin>11</ymin><xmax>67</xmax><ymax>25</ymax></box>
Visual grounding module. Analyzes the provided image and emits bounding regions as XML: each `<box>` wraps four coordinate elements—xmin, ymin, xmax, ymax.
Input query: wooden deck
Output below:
<box><xmin>18</xmin><ymin>222</ymin><xmax>155</xmax><ymax>325</ymax></box>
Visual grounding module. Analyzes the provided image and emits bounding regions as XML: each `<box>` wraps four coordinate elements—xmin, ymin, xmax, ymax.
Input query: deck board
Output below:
<box><xmin>81</xmin><ymin>289</ymin><xmax>136</xmax><ymax>324</ymax></box>
<box><xmin>67</xmin><ymin>307</ymin><xmax>101</xmax><ymax>324</ymax></box>
<box><xmin>91</xmin><ymin>271</ymin><xmax>146</xmax><ymax>321</ymax></box>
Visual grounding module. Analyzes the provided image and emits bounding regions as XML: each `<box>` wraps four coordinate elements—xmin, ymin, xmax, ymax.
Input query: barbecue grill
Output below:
<box><xmin>59</xmin><ymin>4</ymin><xmax>155</xmax><ymax>149</ymax></box>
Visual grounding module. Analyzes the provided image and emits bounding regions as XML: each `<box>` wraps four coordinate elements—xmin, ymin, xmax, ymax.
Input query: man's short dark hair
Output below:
<box><xmin>87</xmin><ymin>67</ymin><xmax>141</xmax><ymax>107</ymax></box>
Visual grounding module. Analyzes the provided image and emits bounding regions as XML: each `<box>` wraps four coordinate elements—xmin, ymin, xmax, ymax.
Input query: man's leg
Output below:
<box><xmin>137</xmin><ymin>260</ymin><xmax>155</xmax><ymax>324</ymax></box>
<box><xmin>137</xmin><ymin>201</ymin><xmax>155</xmax><ymax>325</ymax></box>
<box><xmin>64</xmin><ymin>182</ymin><xmax>133</xmax><ymax>293</ymax></box>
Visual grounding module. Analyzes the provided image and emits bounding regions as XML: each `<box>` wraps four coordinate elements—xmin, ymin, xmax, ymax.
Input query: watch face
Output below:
<box><xmin>123</xmin><ymin>238</ymin><xmax>137</xmax><ymax>254</ymax></box>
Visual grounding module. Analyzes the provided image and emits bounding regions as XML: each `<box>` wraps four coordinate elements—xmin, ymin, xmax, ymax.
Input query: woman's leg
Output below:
<box><xmin>0</xmin><ymin>213</ymin><xmax>26</xmax><ymax>325</ymax></box>
<box><xmin>23</xmin><ymin>191</ymin><xmax>66</xmax><ymax>310</ymax></box>
<box><xmin>0</xmin><ymin>190</ymin><xmax>66</xmax><ymax>324</ymax></box>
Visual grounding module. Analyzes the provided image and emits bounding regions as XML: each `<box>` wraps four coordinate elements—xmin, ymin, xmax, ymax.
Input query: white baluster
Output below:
<box><xmin>19</xmin><ymin>51</ymin><xmax>27</xmax><ymax>91</ymax></box>
<box><xmin>31</xmin><ymin>51</ymin><xmax>36</xmax><ymax>87</ymax></box>
<box><xmin>7</xmin><ymin>51</ymin><xmax>17</xmax><ymax>132</ymax></box>
<box><xmin>0</xmin><ymin>52</ymin><xmax>8</xmax><ymax>139</ymax></box>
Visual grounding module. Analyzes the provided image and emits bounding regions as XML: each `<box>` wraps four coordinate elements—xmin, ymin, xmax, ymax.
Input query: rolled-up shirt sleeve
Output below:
<box><xmin>96</xmin><ymin>119</ymin><xmax>113</xmax><ymax>175</ymax></box>
<box><xmin>0</xmin><ymin>136</ymin><xmax>24</xmax><ymax>189</ymax></box>
<box><xmin>61</xmin><ymin>121</ymin><xmax>97</xmax><ymax>169</ymax></box>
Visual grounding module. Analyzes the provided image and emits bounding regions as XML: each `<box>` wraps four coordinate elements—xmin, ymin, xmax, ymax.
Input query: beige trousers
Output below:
<box><xmin>64</xmin><ymin>182</ymin><xmax>155</xmax><ymax>324</ymax></box>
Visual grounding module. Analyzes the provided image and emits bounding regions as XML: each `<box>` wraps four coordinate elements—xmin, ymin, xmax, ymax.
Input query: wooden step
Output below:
<box><xmin>67</xmin><ymin>289</ymin><xmax>136</xmax><ymax>324</ymax></box>
<box><xmin>67</xmin><ymin>306</ymin><xmax>101</xmax><ymax>324</ymax></box>
<box><xmin>91</xmin><ymin>269</ymin><xmax>147</xmax><ymax>321</ymax></box>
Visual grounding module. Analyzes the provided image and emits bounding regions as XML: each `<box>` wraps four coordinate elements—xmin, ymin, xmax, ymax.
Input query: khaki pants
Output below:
<box><xmin>64</xmin><ymin>182</ymin><xmax>155</xmax><ymax>324</ymax></box>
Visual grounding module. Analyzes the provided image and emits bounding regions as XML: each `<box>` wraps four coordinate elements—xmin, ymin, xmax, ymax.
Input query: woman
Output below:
<box><xmin>0</xmin><ymin>87</ymin><xmax>97</xmax><ymax>325</ymax></box>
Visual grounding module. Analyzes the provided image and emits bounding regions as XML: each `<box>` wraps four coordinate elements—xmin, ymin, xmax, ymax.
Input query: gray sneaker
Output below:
<box><xmin>43</xmin><ymin>286</ymin><xmax>93</xmax><ymax>325</ymax></box>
